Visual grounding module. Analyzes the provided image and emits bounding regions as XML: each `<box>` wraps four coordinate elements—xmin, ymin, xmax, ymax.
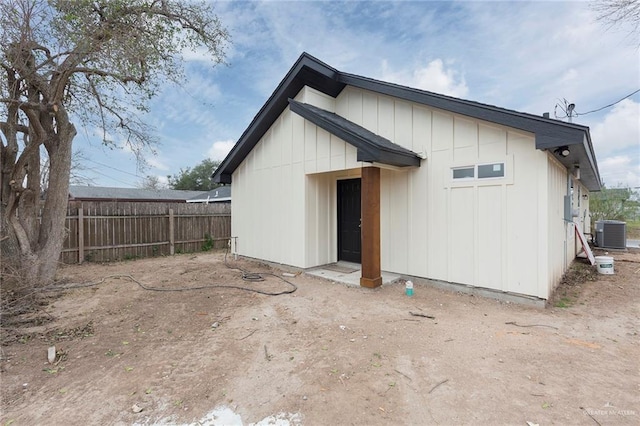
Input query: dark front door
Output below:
<box><xmin>338</xmin><ymin>178</ymin><xmax>361</xmax><ymax>263</ymax></box>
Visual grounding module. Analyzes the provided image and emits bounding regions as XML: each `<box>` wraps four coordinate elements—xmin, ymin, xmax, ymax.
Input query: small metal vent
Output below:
<box><xmin>595</xmin><ymin>220</ymin><xmax>627</xmax><ymax>249</ymax></box>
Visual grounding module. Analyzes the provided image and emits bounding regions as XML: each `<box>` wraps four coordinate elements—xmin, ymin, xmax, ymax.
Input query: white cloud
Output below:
<box><xmin>586</xmin><ymin>99</ymin><xmax>640</xmax><ymax>188</ymax></box>
<box><xmin>147</xmin><ymin>156</ymin><xmax>170</xmax><ymax>171</ymax></box>
<box><xmin>181</xmin><ymin>46</ymin><xmax>213</xmax><ymax>63</ymax></box>
<box><xmin>156</xmin><ymin>175</ymin><xmax>169</xmax><ymax>187</ymax></box>
<box><xmin>381</xmin><ymin>58</ymin><xmax>468</xmax><ymax>98</ymax></box>
<box><xmin>591</xmin><ymin>99</ymin><xmax>640</xmax><ymax>157</ymax></box>
<box><xmin>208</xmin><ymin>139</ymin><xmax>235</xmax><ymax>161</ymax></box>
<box><xmin>155</xmin><ymin>72</ymin><xmax>223</xmax><ymax>128</ymax></box>
<box><xmin>75</xmin><ymin>1</ymin><xmax>640</xmax><ymax>190</ymax></box>
<box><xmin>560</xmin><ymin>68</ymin><xmax>578</xmax><ymax>85</ymax></box>
<box><xmin>598</xmin><ymin>155</ymin><xmax>640</xmax><ymax>188</ymax></box>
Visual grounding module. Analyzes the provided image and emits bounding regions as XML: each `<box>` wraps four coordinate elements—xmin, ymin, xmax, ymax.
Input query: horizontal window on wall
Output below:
<box><xmin>451</xmin><ymin>162</ymin><xmax>505</xmax><ymax>180</ymax></box>
<box><xmin>478</xmin><ymin>163</ymin><xmax>505</xmax><ymax>179</ymax></box>
<box><xmin>452</xmin><ymin>167</ymin><xmax>475</xmax><ymax>179</ymax></box>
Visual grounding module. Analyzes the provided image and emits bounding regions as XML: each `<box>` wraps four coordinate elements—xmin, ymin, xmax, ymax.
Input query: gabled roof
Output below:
<box><xmin>68</xmin><ymin>185</ymin><xmax>203</xmax><ymax>202</ymax></box>
<box><xmin>187</xmin><ymin>186</ymin><xmax>232</xmax><ymax>203</ymax></box>
<box><xmin>213</xmin><ymin>52</ymin><xmax>601</xmax><ymax>190</ymax></box>
<box><xmin>288</xmin><ymin>99</ymin><xmax>421</xmax><ymax>167</ymax></box>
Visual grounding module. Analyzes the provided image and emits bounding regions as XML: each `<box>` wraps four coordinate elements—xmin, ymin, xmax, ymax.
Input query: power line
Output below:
<box><xmin>84</xmin><ymin>158</ymin><xmax>142</xmax><ymax>179</ymax></box>
<box><xmin>575</xmin><ymin>88</ymin><xmax>640</xmax><ymax>116</ymax></box>
<box><xmin>87</xmin><ymin>168</ymin><xmax>138</xmax><ymax>187</ymax></box>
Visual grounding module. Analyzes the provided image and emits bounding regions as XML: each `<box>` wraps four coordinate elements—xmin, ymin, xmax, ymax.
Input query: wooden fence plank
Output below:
<box><xmin>169</xmin><ymin>208</ymin><xmax>175</xmax><ymax>255</ymax></box>
<box><xmin>60</xmin><ymin>201</ymin><xmax>230</xmax><ymax>264</ymax></box>
<box><xmin>78</xmin><ymin>207</ymin><xmax>84</xmax><ymax>264</ymax></box>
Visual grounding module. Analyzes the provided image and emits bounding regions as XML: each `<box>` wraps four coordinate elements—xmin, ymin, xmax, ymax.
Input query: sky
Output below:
<box><xmin>73</xmin><ymin>0</ymin><xmax>640</xmax><ymax>190</ymax></box>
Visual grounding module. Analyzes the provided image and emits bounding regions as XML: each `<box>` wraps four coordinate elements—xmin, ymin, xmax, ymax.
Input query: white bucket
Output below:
<box><xmin>594</xmin><ymin>256</ymin><xmax>614</xmax><ymax>275</ymax></box>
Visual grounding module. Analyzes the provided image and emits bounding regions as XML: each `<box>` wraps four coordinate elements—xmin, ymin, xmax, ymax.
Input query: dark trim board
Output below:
<box><xmin>288</xmin><ymin>100</ymin><xmax>421</xmax><ymax>168</ymax></box>
<box><xmin>213</xmin><ymin>52</ymin><xmax>601</xmax><ymax>191</ymax></box>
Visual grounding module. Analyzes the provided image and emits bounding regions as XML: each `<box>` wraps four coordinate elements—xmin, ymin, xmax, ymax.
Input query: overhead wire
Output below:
<box><xmin>84</xmin><ymin>158</ymin><xmax>143</xmax><ymax>178</ymax></box>
<box><xmin>83</xmin><ymin>168</ymin><xmax>138</xmax><ymax>187</ymax></box>
<box><xmin>575</xmin><ymin>88</ymin><xmax>640</xmax><ymax>116</ymax></box>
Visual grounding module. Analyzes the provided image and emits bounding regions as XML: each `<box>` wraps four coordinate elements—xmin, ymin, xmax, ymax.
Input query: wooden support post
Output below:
<box><xmin>360</xmin><ymin>166</ymin><xmax>382</xmax><ymax>288</ymax></box>
<box><xmin>169</xmin><ymin>208</ymin><xmax>175</xmax><ymax>255</ymax></box>
<box><xmin>78</xmin><ymin>207</ymin><xmax>84</xmax><ymax>264</ymax></box>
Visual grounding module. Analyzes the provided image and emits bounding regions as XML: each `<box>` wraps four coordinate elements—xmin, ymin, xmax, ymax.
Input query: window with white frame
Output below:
<box><xmin>452</xmin><ymin>166</ymin><xmax>475</xmax><ymax>179</ymax></box>
<box><xmin>478</xmin><ymin>163</ymin><xmax>505</xmax><ymax>179</ymax></box>
<box><xmin>452</xmin><ymin>162</ymin><xmax>505</xmax><ymax>180</ymax></box>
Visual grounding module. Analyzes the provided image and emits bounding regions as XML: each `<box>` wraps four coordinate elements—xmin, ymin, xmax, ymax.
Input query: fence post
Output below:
<box><xmin>169</xmin><ymin>208</ymin><xmax>175</xmax><ymax>255</ymax></box>
<box><xmin>78</xmin><ymin>207</ymin><xmax>84</xmax><ymax>264</ymax></box>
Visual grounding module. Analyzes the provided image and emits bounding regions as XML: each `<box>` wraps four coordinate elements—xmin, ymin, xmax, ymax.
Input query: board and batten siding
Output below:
<box><xmin>232</xmin><ymin>85</ymin><xmax>577</xmax><ymax>299</ymax></box>
<box><xmin>334</xmin><ymin>86</ymin><xmax>553</xmax><ymax>298</ymax></box>
<box><xmin>231</xmin><ymin>88</ymin><xmax>364</xmax><ymax>268</ymax></box>
<box><xmin>545</xmin><ymin>154</ymin><xmax>590</xmax><ymax>298</ymax></box>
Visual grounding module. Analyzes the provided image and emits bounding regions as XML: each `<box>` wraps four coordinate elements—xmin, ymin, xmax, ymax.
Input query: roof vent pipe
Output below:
<box><xmin>543</xmin><ymin>112</ymin><xmax>550</xmax><ymax>118</ymax></box>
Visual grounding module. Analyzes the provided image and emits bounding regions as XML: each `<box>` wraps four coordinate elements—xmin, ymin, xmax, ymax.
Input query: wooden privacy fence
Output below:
<box><xmin>60</xmin><ymin>201</ymin><xmax>231</xmax><ymax>264</ymax></box>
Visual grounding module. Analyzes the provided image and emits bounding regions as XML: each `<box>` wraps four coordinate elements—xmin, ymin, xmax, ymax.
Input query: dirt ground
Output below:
<box><xmin>1</xmin><ymin>248</ymin><xmax>639</xmax><ymax>425</ymax></box>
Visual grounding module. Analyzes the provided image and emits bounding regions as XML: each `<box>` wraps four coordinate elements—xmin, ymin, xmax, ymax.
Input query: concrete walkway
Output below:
<box><xmin>306</xmin><ymin>261</ymin><xmax>401</xmax><ymax>286</ymax></box>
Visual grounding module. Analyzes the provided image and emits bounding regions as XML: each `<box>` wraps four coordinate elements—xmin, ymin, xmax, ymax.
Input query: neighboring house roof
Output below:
<box><xmin>213</xmin><ymin>52</ymin><xmax>601</xmax><ymax>190</ymax></box>
<box><xmin>288</xmin><ymin>99</ymin><xmax>421</xmax><ymax>167</ymax></box>
<box><xmin>68</xmin><ymin>185</ymin><xmax>204</xmax><ymax>202</ymax></box>
<box><xmin>187</xmin><ymin>186</ymin><xmax>232</xmax><ymax>203</ymax></box>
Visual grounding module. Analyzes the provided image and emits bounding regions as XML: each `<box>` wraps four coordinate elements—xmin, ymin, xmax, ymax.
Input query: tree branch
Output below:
<box><xmin>72</xmin><ymin>66</ymin><xmax>146</xmax><ymax>85</ymax></box>
<box><xmin>0</xmin><ymin>98</ymin><xmax>47</xmax><ymax>111</ymax></box>
<box><xmin>8</xmin><ymin>211</ymin><xmax>34</xmax><ymax>257</ymax></box>
<box><xmin>0</xmin><ymin>121</ymin><xmax>30</xmax><ymax>134</ymax></box>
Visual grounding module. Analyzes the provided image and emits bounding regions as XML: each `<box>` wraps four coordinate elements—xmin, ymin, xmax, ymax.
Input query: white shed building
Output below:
<box><xmin>213</xmin><ymin>53</ymin><xmax>601</xmax><ymax>302</ymax></box>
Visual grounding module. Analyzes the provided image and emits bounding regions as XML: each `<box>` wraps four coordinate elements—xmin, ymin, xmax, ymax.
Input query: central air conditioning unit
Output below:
<box><xmin>594</xmin><ymin>220</ymin><xmax>627</xmax><ymax>249</ymax></box>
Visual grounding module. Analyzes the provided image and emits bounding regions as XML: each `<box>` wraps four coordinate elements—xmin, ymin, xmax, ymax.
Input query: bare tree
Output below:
<box><xmin>592</xmin><ymin>0</ymin><xmax>640</xmax><ymax>38</ymax></box>
<box><xmin>139</xmin><ymin>175</ymin><xmax>166</xmax><ymax>190</ymax></box>
<box><xmin>1</xmin><ymin>0</ymin><xmax>229</xmax><ymax>287</ymax></box>
<box><xmin>40</xmin><ymin>149</ymin><xmax>95</xmax><ymax>191</ymax></box>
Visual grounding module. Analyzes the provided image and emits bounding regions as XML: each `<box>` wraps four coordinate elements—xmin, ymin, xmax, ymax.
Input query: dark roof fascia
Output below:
<box><xmin>338</xmin><ymin>72</ymin><xmax>600</xmax><ymax>190</ymax></box>
<box><xmin>212</xmin><ymin>53</ymin><xmax>345</xmax><ymax>184</ymax></box>
<box><xmin>584</xmin><ymin>132</ymin><xmax>602</xmax><ymax>189</ymax></box>
<box><xmin>337</xmin><ymin>72</ymin><xmax>591</xmax><ymax>150</ymax></box>
<box><xmin>288</xmin><ymin>99</ymin><xmax>421</xmax><ymax>168</ymax></box>
<box><xmin>581</xmin><ymin>132</ymin><xmax>602</xmax><ymax>191</ymax></box>
<box><xmin>213</xmin><ymin>52</ymin><xmax>600</xmax><ymax>190</ymax></box>
<box><xmin>549</xmin><ymin>134</ymin><xmax>601</xmax><ymax>191</ymax></box>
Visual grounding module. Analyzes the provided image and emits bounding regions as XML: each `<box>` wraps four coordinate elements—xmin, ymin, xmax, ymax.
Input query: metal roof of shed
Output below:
<box><xmin>68</xmin><ymin>186</ymin><xmax>203</xmax><ymax>202</ymax></box>
<box><xmin>187</xmin><ymin>186</ymin><xmax>232</xmax><ymax>203</ymax></box>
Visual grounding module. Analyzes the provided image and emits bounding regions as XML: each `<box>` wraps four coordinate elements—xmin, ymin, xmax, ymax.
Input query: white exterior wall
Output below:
<box><xmin>574</xmin><ymin>176</ymin><xmax>591</xmax><ymax>235</ymax></box>
<box><xmin>544</xmin><ymin>154</ymin><xmax>590</xmax><ymax>299</ymax></box>
<box><xmin>334</xmin><ymin>87</ymin><xmax>555</xmax><ymax>298</ymax></box>
<box><xmin>544</xmin><ymin>157</ymin><xmax>593</xmax><ymax>297</ymax></box>
<box><xmin>233</xmin><ymin>85</ymin><xmax>583</xmax><ymax>299</ymax></box>
<box><xmin>232</xmin><ymin>87</ymin><xmax>364</xmax><ymax>268</ymax></box>
<box><xmin>546</xmin><ymin>155</ymin><xmax>570</xmax><ymax>298</ymax></box>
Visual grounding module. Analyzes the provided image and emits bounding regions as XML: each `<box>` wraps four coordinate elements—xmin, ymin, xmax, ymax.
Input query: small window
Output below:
<box><xmin>452</xmin><ymin>167</ymin><xmax>475</xmax><ymax>179</ymax></box>
<box><xmin>478</xmin><ymin>163</ymin><xmax>504</xmax><ymax>179</ymax></box>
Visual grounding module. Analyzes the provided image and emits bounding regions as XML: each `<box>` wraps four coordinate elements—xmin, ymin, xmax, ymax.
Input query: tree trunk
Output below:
<box><xmin>2</xmin><ymin>115</ymin><xmax>76</xmax><ymax>287</ymax></box>
<box><xmin>35</xmin><ymin>120</ymin><xmax>76</xmax><ymax>285</ymax></box>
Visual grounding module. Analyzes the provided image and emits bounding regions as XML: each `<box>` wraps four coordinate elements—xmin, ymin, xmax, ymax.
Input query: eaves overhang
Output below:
<box><xmin>212</xmin><ymin>53</ymin><xmax>345</xmax><ymax>184</ymax></box>
<box><xmin>212</xmin><ymin>52</ymin><xmax>602</xmax><ymax>191</ymax></box>
<box><xmin>545</xmin><ymin>133</ymin><xmax>602</xmax><ymax>191</ymax></box>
